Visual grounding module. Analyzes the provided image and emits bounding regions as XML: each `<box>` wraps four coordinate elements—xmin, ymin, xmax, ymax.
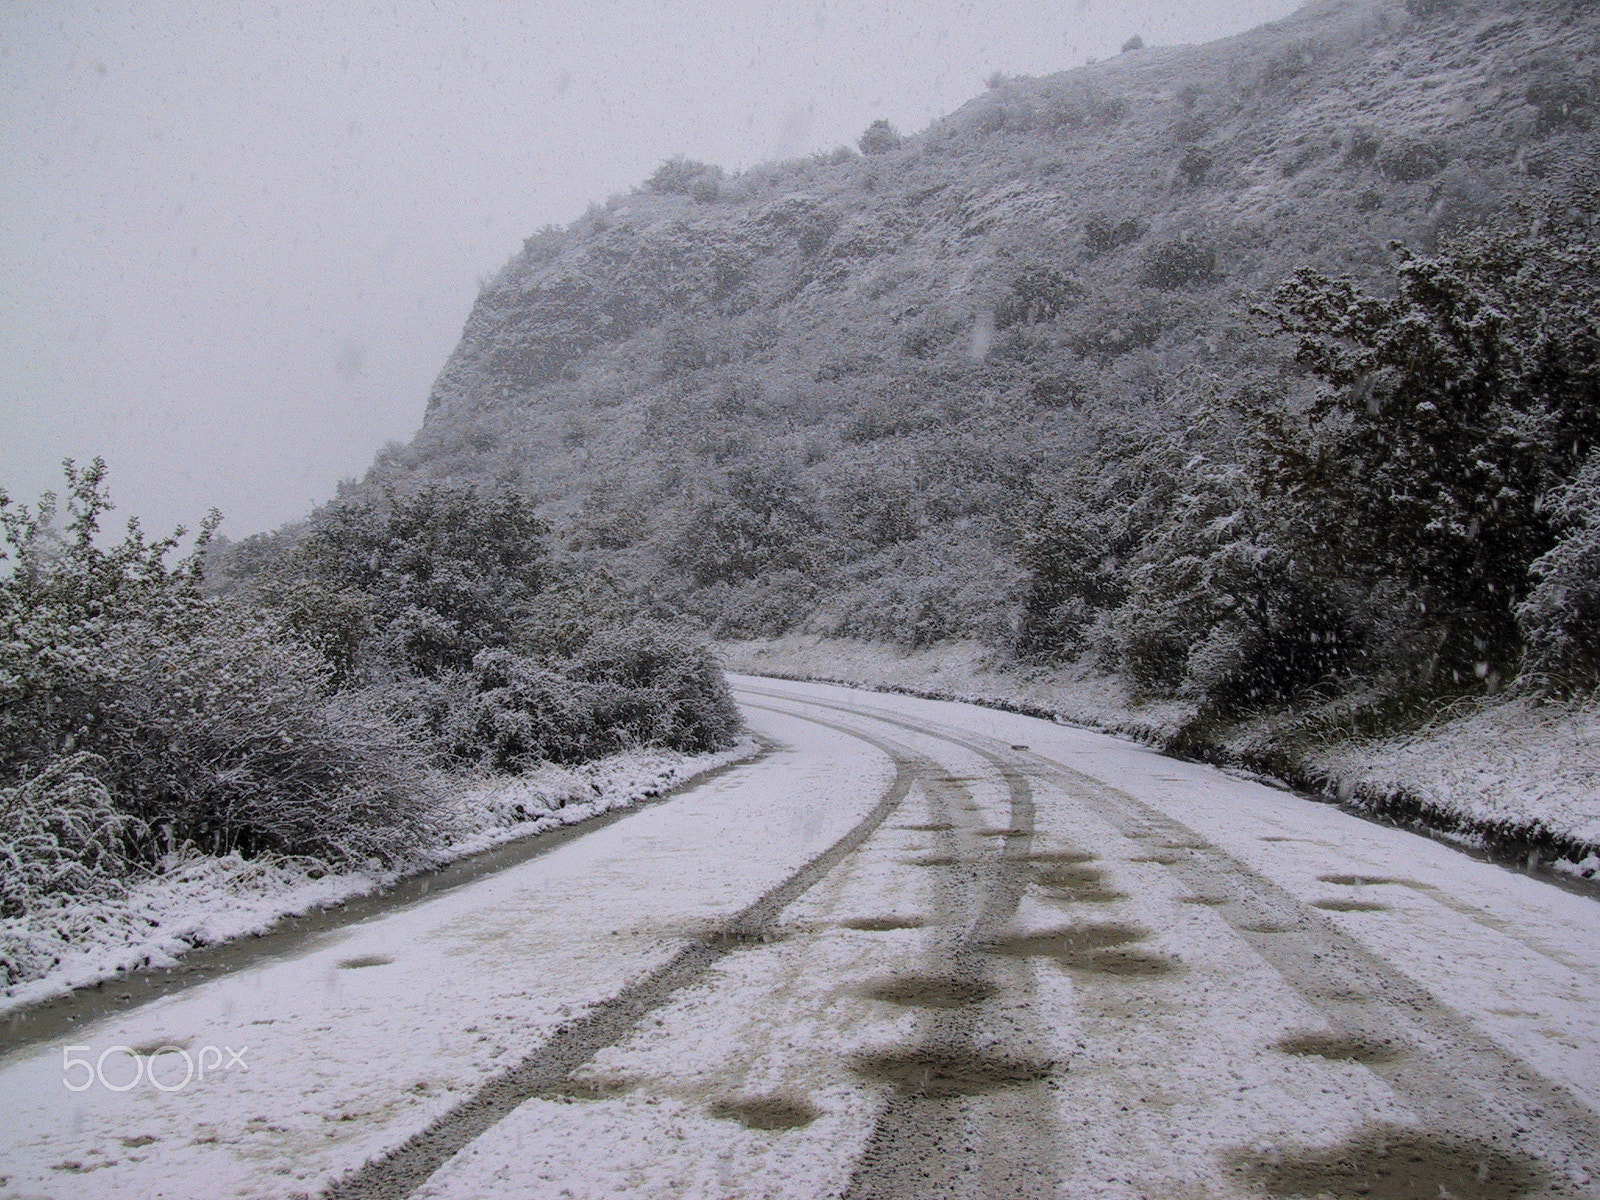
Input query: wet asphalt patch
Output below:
<box><xmin>861</xmin><ymin>976</ymin><xmax>996</xmax><ymax>1010</ymax></box>
<box><xmin>707</xmin><ymin>1094</ymin><xmax>819</xmax><ymax>1131</ymax></box>
<box><xmin>981</xmin><ymin>924</ymin><xmax>1182</xmax><ymax>977</ymax></box>
<box><xmin>336</xmin><ymin>955</ymin><xmax>396</xmax><ymax>969</ymax></box>
<box><xmin>840</xmin><ymin>916</ymin><xmax>927</xmax><ymax>932</ymax></box>
<box><xmin>1313</xmin><ymin>899</ymin><xmax>1391</xmax><ymax>913</ymax></box>
<box><xmin>1319</xmin><ymin>874</ymin><xmax>1409</xmax><ymax>887</ymax></box>
<box><xmin>1274</xmin><ymin>1033</ymin><xmax>1407</xmax><ymax>1064</ymax></box>
<box><xmin>696</xmin><ymin>927</ymin><xmax>790</xmax><ymax>949</ymax></box>
<box><xmin>1035</xmin><ymin>864</ymin><xmax>1127</xmax><ymax>904</ymax></box>
<box><xmin>1226</xmin><ymin>1124</ymin><xmax>1544</xmax><ymax>1199</ymax></box>
<box><xmin>984</xmin><ymin>923</ymin><xmax>1145</xmax><ymax>956</ymax></box>
<box><xmin>851</xmin><ymin>1049</ymin><xmax>1053</xmax><ymax>1098</ymax></box>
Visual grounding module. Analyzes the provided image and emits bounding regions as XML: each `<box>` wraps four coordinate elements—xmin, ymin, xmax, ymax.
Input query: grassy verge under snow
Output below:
<box><xmin>0</xmin><ymin>738</ymin><xmax>758</xmax><ymax>1016</ymax></box>
<box><xmin>719</xmin><ymin>636</ymin><xmax>1599</xmax><ymax>880</ymax></box>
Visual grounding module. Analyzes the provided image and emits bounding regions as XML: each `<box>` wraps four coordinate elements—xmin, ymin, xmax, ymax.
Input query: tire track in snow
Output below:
<box><xmin>738</xmin><ymin>681</ymin><xmax>1600</xmax><ymax>1196</ymax></box>
<box><xmin>323</xmin><ymin>707</ymin><xmax>923</xmax><ymax>1200</ymax></box>
<box><xmin>829</xmin><ymin>715</ymin><xmax>1066</xmax><ymax>1200</ymax></box>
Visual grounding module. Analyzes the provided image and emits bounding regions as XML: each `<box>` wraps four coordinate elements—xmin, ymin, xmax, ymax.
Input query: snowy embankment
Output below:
<box><xmin>0</xmin><ymin>739</ymin><xmax>758</xmax><ymax>1016</ymax></box>
<box><xmin>719</xmin><ymin>635</ymin><xmax>1600</xmax><ymax>878</ymax></box>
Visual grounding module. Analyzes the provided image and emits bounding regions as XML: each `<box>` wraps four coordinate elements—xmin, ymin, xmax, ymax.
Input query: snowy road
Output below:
<box><xmin>1</xmin><ymin>675</ymin><xmax>1598</xmax><ymax>1198</ymax></box>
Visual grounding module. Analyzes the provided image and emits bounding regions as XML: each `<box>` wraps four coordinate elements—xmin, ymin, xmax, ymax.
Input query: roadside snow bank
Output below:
<box><xmin>719</xmin><ymin>635</ymin><xmax>1599</xmax><ymax>874</ymax></box>
<box><xmin>1301</xmin><ymin>697</ymin><xmax>1600</xmax><ymax>866</ymax></box>
<box><xmin>0</xmin><ymin>739</ymin><xmax>758</xmax><ymax>1015</ymax></box>
<box><xmin>719</xmin><ymin>634</ymin><xmax>1195</xmax><ymax>745</ymax></box>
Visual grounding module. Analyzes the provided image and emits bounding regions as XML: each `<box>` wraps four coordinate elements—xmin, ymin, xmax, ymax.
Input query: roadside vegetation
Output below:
<box><xmin>1017</xmin><ymin>204</ymin><xmax>1600</xmax><ymax>724</ymax></box>
<box><xmin>351</xmin><ymin>0</ymin><xmax>1597</xmax><ymax>860</ymax></box>
<box><xmin>0</xmin><ymin>466</ymin><xmax>740</xmax><ymax>986</ymax></box>
<box><xmin>9</xmin><ymin>0</ymin><xmax>1598</xmax><ymax>984</ymax></box>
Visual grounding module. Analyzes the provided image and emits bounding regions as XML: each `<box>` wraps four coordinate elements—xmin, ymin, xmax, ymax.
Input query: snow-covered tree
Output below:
<box><xmin>1252</xmin><ymin>208</ymin><xmax>1599</xmax><ymax>689</ymax></box>
<box><xmin>1518</xmin><ymin>450</ymin><xmax>1600</xmax><ymax>691</ymax></box>
<box><xmin>298</xmin><ymin>484</ymin><xmax>551</xmax><ymax>677</ymax></box>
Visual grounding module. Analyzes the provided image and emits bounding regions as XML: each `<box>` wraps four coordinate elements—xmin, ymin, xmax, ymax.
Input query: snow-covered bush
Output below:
<box><xmin>857</xmin><ymin>119</ymin><xmax>902</xmax><ymax>156</ymax></box>
<box><xmin>645</xmin><ymin>157</ymin><xmax>723</xmax><ymax>201</ymax></box>
<box><xmin>1139</xmin><ymin>237</ymin><xmax>1217</xmax><ymax>289</ymax></box>
<box><xmin>294</xmin><ymin>483</ymin><xmax>551</xmax><ymax>678</ymax></box>
<box><xmin>88</xmin><ymin>610</ymin><xmax>440</xmax><ymax>862</ymax></box>
<box><xmin>448</xmin><ymin>650</ymin><xmax>607</xmax><ymax>769</ymax></box>
<box><xmin>0</xmin><ymin>754</ymin><xmax>133</xmax><ymax>919</ymax></box>
<box><xmin>1253</xmin><ymin>209</ymin><xmax>1600</xmax><ymax>690</ymax></box>
<box><xmin>1518</xmin><ymin>451</ymin><xmax>1600</xmax><ymax>691</ymax></box>
<box><xmin>436</xmin><ymin>623</ymin><xmax>742</xmax><ymax>772</ymax></box>
<box><xmin>1</xmin><ymin>462</ymin><xmax>440</xmax><ymax>866</ymax></box>
<box><xmin>570</xmin><ymin>620</ymin><xmax>744</xmax><ymax>752</ymax></box>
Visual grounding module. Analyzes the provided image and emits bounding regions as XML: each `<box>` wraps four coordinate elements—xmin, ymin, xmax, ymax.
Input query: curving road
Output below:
<box><xmin>0</xmin><ymin>675</ymin><xmax>1597</xmax><ymax>1199</ymax></box>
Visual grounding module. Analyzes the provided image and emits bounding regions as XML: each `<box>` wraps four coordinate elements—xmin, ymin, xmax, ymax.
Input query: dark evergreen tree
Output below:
<box><xmin>1250</xmin><ymin>209</ymin><xmax>1599</xmax><ymax>689</ymax></box>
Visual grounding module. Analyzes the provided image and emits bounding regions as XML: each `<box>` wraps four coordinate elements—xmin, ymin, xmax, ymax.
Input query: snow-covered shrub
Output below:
<box><xmin>1526</xmin><ymin>70</ymin><xmax>1593</xmax><ymax>131</ymax></box>
<box><xmin>668</xmin><ymin>458</ymin><xmax>828</xmax><ymax>587</ymax></box>
<box><xmin>1519</xmin><ymin>451</ymin><xmax>1600</xmax><ymax>691</ymax></box>
<box><xmin>0</xmin><ymin>753</ymin><xmax>133</xmax><ymax>919</ymax></box>
<box><xmin>570</xmin><ymin>620</ymin><xmax>743</xmax><ymax>752</ymax></box>
<box><xmin>688</xmin><ymin>573</ymin><xmax>821</xmax><ymax>640</ymax></box>
<box><xmin>398</xmin><ymin>623</ymin><xmax>742</xmax><ymax>773</ymax></box>
<box><xmin>294</xmin><ymin>483</ymin><xmax>550</xmax><ymax>678</ymax></box>
<box><xmin>1</xmin><ymin>462</ymin><xmax>440</xmax><ymax>866</ymax></box>
<box><xmin>1083</xmin><ymin>214</ymin><xmax>1145</xmax><ymax>254</ymax></box>
<box><xmin>88</xmin><ymin>610</ymin><xmax>441</xmax><ymax>862</ymax></box>
<box><xmin>1378</xmin><ymin>134</ymin><xmax>1449</xmax><ymax>182</ymax></box>
<box><xmin>449</xmin><ymin>650</ymin><xmax>607</xmax><ymax>769</ymax></box>
<box><xmin>857</xmin><ymin>119</ymin><xmax>902</xmax><ymax>156</ymax></box>
<box><xmin>250</xmin><ymin>577</ymin><xmax>373</xmax><ymax>684</ymax></box>
<box><xmin>1138</xmin><ymin>237</ymin><xmax>1217</xmax><ymax>289</ymax></box>
<box><xmin>1255</xmin><ymin>208</ymin><xmax>1600</xmax><ymax>690</ymax></box>
<box><xmin>645</xmin><ymin>157</ymin><xmax>724</xmax><ymax>201</ymax></box>
<box><xmin>3</xmin><ymin>603</ymin><xmax>440</xmax><ymax>865</ymax></box>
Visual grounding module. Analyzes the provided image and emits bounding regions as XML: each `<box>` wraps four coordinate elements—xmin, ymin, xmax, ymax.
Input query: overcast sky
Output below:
<box><xmin>2</xmin><ymin>0</ymin><xmax>1301</xmax><ymax>539</ymax></box>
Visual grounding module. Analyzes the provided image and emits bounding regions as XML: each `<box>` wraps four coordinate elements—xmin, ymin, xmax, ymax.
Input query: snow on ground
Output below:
<box><xmin>1301</xmin><ymin>695</ymin><xmax>1600</xmax><ymax>856</ymax></box>
<box><xmin>719</xmin><ymin>635</ymin><xmax>1600</xmax><ymax>869</ymax></box>
<box><xmin>735</xmin><ymin>679</ymin><xmax>1600</xmax><ymax>1144</ymax></box>
<box><xmin>1</xmin><ymin>681</ymin><xmax>1596</xmax><ymax>1198</ymax></box>
<box><xmin>0</xmin><ymin>715</ymin><xmax>879</xmax><ymax>1200</ymax></box>
<box><xmin>0</xmin><ymin>739</ymin><xmax>758</xmax><ymax>1017</ymax></box>
<box><xmin>335</xmin><ymin>681</ymin><xmax>1600</xmax><ymax>1197</ymax></box>
<box><xmin>719</xmin><ymin>634</ymin><xmax>1196</xmax><ymax>745</ymax></box>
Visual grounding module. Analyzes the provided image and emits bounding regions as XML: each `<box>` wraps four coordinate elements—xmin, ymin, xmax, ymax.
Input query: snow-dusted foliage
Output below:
<box><xmin>0</xmin><ymin>464</ymin><xmax>742</xmax><ymax>989</ymax></box>
<box><xmin>1252</xmin><ymin>210</ymin><xmax>1599</xmax><ymax>690</ymax></box>
<box><xmin>0</xmin><ymin>462</ymin><xmax>442</xmax><ymax>868</ymax></box>
<box><xmin>1519</xmin><ymin>450</ymin><xmax>1600</xmax><ymax>691</ymax></box>
<box><xmin>291</xmin><ymin>482</ymin><xmax>552</xmax><ymax>678</ymax></box>
<box><xmin>226</xmin><ymin>483</ymin><xmax>745</xmax><ymax>772</ymax></box>
<box><xmin>412</xmin><ymin>622</ymin><xmax>742</xmax><ymax>772</ymax></box>
<box><xmin>0</xmin><ymin>753</ymin><xmax>131</xmax><ymax>919</ymax></box>
<box><xmin>1019</xmin><ymin>204</ymin><xmax>1600</xmax><ymax>719</ymax></box>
